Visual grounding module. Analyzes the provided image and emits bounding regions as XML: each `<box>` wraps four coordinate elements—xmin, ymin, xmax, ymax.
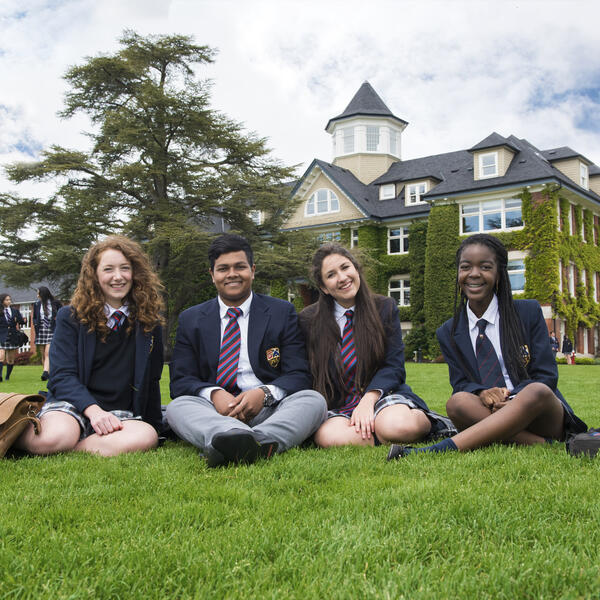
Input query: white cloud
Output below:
<box><xmin>1</xmin><ymin>0</ymin><xmax>599</xmax><ymax>200</ymax></box>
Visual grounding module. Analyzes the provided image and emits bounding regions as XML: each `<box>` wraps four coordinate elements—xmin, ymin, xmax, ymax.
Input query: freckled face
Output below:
<box><xmin>96</xmin><ymin>249</ymin><xmax>133</xmax><ymax>309</ymax></box>
<box><xmin>457</xmin><ymin>243</ymin><xmax>499</xmax><ymax>317</ymax></box>
<box><xmin>320</xmin><ymin>253</ymin><xmax>361</xmax><ymax>309</ymax></box>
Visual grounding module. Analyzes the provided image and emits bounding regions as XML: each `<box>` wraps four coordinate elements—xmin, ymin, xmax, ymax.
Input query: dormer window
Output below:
<box><xmin>380</xmin><ymin>184</ymin><xmax>395</xmax><ymax>200</ymax></box>
<box><xmin>305</xmin><ymin>189</ymin><xmax>340</xmax><ymax>217</ymax></box>
<box><xmin>406</xmin><ymin>182</ymin><xmax>427</xmax><ymax>205</ymax></box>
<box><xmin>580</xmin><ymin>162</ymin><xmax>589</xmax><ymax>189</ymax></box>
<box><xmin>479</xmin><ymin>152</ymin><xmax>498</xmax><ymax>178</ymax></box>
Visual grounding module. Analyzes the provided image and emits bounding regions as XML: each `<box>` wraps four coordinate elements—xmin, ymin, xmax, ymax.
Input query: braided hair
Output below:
<box><xmin>451</xmin><ymin>234</ymin><xmax>529</xmax><ymax>382</ymax></box>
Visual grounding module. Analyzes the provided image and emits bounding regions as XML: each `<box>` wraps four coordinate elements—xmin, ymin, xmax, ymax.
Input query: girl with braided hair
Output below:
<box><xmin>388</xmin><ymin>233</ymin><xmax>586</xmax><ymax>459</ymax></box>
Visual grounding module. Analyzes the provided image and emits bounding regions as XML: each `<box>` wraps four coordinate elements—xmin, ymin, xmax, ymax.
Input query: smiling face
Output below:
<box><xmin>319</xmin><ymin>253</ymin><xmax>361</xmax><ymax>308</ymax></box>
<box><xmin>2</xmin><ymin>295</ymin><xmax>11</xmax><ymax>308</ymax></box>
<box><xmin>96</xmin><ymin>248</ymin><xmax>133</xmax><ymax>309</ymax></box>
<box><xmin>457</xmin><ymin>243</ymin><xmax>499</xmax><ymax>317</ymax></box>
<box><xmin>211</xmin><ymin>250</ymin><xmax>255</xmax><ymax>306</ymax></box>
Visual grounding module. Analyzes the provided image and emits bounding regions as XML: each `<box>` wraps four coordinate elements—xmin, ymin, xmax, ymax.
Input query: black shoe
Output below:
<box><xmin>209</xmin><ymin>429</ymin><xmax>278</xmax><ymax>468</ymax></box>
<box><xmin>387</xmin><ymin>444</ymin><xmax>414</xmax><ymax>461</ymax></box>
<box><xmin>41</xmin><ymin>371</ymin><xmax>49</xmax><ymax>381</ymax></box>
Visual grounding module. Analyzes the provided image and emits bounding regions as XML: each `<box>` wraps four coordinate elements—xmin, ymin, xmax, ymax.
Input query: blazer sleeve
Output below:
<box><xmin>144</xmin><ymin>325</ymin><xmax>164</xmax><ymax>432</ymax></box>
<box><xmin>48</xmin><ymin>307</ymin><xmax>98</xmax><ymax>413</ymax></box>
<box><xmin>265</xmin><ymin>302</ymin><xmax>312</xmax><ymax>394</ymax></box>
<box><xmin>510</xmin><ymin>301</ymin><xmax>559</xmax><ymax>395</ymax></box>
<box><xmin>169</xmin><ymin>309</ymin><xmax>214</xmax><ymax>399</ymax></box>
<box><xmin>436</xmin><ymin>321</ymin><xmax>486</xmax><ymax>396</ymax></box>
<box><xmin>365</xmin><ymin>299</ymin><xmax>404</xmax><ymax>395</ymax></box>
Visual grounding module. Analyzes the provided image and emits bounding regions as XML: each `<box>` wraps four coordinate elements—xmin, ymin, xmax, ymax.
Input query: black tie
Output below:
<box><xmin>475</xmin><ymin>319</ymin><xmax>505</xmax><ymax>388</ymax></box>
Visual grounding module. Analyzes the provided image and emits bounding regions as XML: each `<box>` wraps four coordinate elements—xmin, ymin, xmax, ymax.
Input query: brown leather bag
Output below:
<box><xmin>0</xmin><ymin>393</ymin><xmax>46</xmax><ymax>457</ymax></box>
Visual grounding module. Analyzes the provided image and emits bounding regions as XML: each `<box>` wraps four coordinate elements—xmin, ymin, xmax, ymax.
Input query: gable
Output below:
<box><xmin>286</xmin><ymin>171</ymin><xmax>366</xmax><ymax>229</ymax></box>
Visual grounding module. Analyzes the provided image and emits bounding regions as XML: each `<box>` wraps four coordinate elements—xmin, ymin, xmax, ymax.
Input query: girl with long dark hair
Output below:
<box><xmin>18</xmin><ymin>236</ymin><xmax>165</xmax><ymax>456</ymax></box>
<box><xmin>299</xmin><ymin>243</ymin><xmax>450</xmax><ymax>447</ymax></box>
<box><xmin>388</xmin><ymin>233</ymin><xmax>587</xmax><ymax>458</ymax></box>
<box><xmin>0</xmin><ymin>293</ymin><xmax>26</xmax><ymax>382</ymax></box>
<box><xmin>33</xmin><ymin>286</ymin><xmax>62</xmax><ymax>381</ymax></box>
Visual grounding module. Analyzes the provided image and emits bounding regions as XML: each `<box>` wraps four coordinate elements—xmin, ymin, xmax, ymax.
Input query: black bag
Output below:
<box><xmin>8</xmin><ymin>329</ymin><xmax>28</xmax><ymax>347</ymax></box>
<box><xmin>565</xmin><ymin>428</ymin><xmax>600</xmax><ymax>458</ymax></box>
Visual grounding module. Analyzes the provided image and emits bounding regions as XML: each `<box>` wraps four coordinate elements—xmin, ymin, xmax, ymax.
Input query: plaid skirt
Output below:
<box><xmin>38</xmin><ymin>400</ymin><xmax>142</xmax><ymax>441</ymax></box>
<box><xmin>35</xmin><ymin>325</ymin><xmax>54</xmax><ymax>345</ymax></box>
<box><xmin>0</xmin><ymin>334</ymin><xmax>21</xmax><ymax>350</ymax></box>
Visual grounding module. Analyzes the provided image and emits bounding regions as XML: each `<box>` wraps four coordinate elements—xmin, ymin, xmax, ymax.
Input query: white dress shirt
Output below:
<box><xmin>104</xmin><ymin>303</ymin><xmax>130</xmax><ymax>329</ymax></box>
<box><xmin>200</xmin><ymin>292</ymin><xmax>284</xmax><ymax>402</ymax></box>
<box><xmin>466</xmin><ymin>294</ymin><xmax>515</xmax><ymax>390</ymax></box>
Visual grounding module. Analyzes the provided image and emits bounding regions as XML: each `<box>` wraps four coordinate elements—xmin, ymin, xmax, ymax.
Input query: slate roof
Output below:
<box><xmin>290</xmin><ymin>133</ymin><xmax>600</xmax><ymax>226</ymax></box>
<box><xmin>542</xmin><ymin>146</ymin><xmax>595</xmax><ymax>165</ymax></box>
<box><xmin>325</xmin><ymin>82</ymin><xmax>408</xmax><ymax>131</ymax></box>
<box><xmin>0</xmin><ymin>278</ymin><xmax>61</xmax><ymax>304</ymax></box>
<box><xmin>468</xmin><ymin>132</ymin><xmax>520</xmax><ymax>154</ymax></box>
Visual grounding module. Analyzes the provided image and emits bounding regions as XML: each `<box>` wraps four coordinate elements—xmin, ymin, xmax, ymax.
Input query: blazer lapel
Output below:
<box><xmin>133</xmin><ymin>325</ymin><xmax>152</xmax><ymax>392</ymax></box>
<box><xmin>452</xmin><ymin>309</ymin><xmax>480</xmax><ymax>383</ymax></box>
<box><xmin>79</xmin><ymin>325</ymin><xmax>96</xmax><ymax>385</ymax></box>
<box><xmin>247</xmin><ymin>295</ymin><xmax>269</xmax><ymax>373</ymax></box>
<box><xmin>201</xmin><ymin>298</ymin><xmax>222</xmax><ymax>374</ymax></box>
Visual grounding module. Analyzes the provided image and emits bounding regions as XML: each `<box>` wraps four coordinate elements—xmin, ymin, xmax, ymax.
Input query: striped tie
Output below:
<box><xmin>340</xmin><ymin>309</ymin><xmax>361</xmax><ymax>414</ymax></box>
<box><xmin>110</xmin><ymin>310</ymin><xmax>126</xmax><ymax>331</ymax></box>
<box><xmin>216</xmin><ymin>307</ymin><xmax>243</xmax><ymax>394</ymax></box>
<box><xmin>475</xmin><ymin>318</ymin><xmax>506</xmax><ymax>388</ymax></box>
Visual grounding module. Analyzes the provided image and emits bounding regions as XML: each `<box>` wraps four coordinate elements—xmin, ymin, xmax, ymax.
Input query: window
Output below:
<box><xmin>343</xmin><ymin>127</ymin><xmax>354</xmax><ymax>153</ymax></box>
<box><xmin>570</xmin><ymin>205</ymin><xmax>576</xmax><ymax>236</ymax></box>
<box><xmin>460</xmin><ymin>198</ymin><xmax>523</xmax><ymax>233</ymax></box>
<box><xmin>479</xmin><ymin>152</ymin><xmax>498</xmax><ymax>178</ymax></box>
<box><xmin>568</xmin><ymin>263</ymin><xmax>576</xmax><ymax>296</ymax></box>
<box><xmin>580</xmin><ymin>163</ymin><xmax>589</xmax><ymax>189</ymax></box>
<box><xmin>390</xmin><ymin>130</ymin><xmax>398</xmax><ymax>155</ymax></box>
<box><xmin>305</xmin><ymin>189</ymin><xmax>340</xmax><ymax>216</ymax></box>
<box><xmin>558</xmin><ymin>261</ymin><xmax>563</xmax><ymax>293</ymax></box>
<box><xmin>350</xmin><ymin>228</ymin><xmax>358</xmax><ymax>248</ymax></box>
<box><xmin>594</xmin><ymin>272</ymin><xmax>599</xmax><ymax>302</ymax></box>
<box><xmin>249</xmin><ymin>210</ymin><xmax>263</xmax><ymax>225</ymax></box>
<box><xmin>406</xmin><ymin>182</ymin><xmax>427</xmax><ymax>205</ymax></box>
<box><xmin>508</xmin><ymin>259</ymin><xmax>525</xmax><ymax>293</ymax></box>
<box><xmin>380</xmin><ymin>184</ymin><xmax>395</xmax><ymax>200</ymax></box>
<box><xmin>388</xmin><ymin>226</ymin><xmax>409</xmax><ymax>254</ymax></box>
<box><xmin>389</xmin><ymin>277</ymin><xmax>410</xmax><ymax>307</ymax></box>
<box><xmin>367</xmin><ymin>126</ymin><xmax>380</xmax><ymax>152</ymax></box>
<box><xmin>316</xmin><ymin>231</ymin><xmax>341</xmax><ymax>243</ymax></box>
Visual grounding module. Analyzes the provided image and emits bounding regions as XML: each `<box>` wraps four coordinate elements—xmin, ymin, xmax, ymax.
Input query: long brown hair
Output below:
<box><xmin>303</xmin><ymin>243</ymin><xmax>386</xmax><ymax>408</ymax></box>
<box><xmin>71</xmin><ymin>236</ymin><xmax>164</xmax><ymax>338</ymax></box>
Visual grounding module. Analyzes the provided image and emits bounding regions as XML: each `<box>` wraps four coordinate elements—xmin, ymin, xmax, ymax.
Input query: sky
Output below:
<box><xmin>1</xmin><ymin>0</ymin><xmax>600</xmax><ymax>199</ymax></box>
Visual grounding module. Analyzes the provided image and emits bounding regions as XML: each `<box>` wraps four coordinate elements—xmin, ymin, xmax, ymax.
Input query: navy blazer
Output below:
<box><xmin>33</xmin><ymin>299</ymin><xmax>62</xmax><ymax>335</ymax></box>
<box><xmin>169</xmin><ymin>293</ymin><xmax>312</xmax><ymax>399</ymax></box>
<box><xmin>299</xmin><ymin>296</ymin><xmax>428</xmax><ymax>411</ymax></box>
<box><xmin>436</xmin><ymin>299</ymin><xmax>580</xmax><ymax>420</ymax></box>
<box><xmin>0</xmin><ymin>307</ymin><xmax>25</xmax><ymax>344</ymax></box>
<box><xmin>48</xmin><ymin>306</ymin><xmax>164</xmax><ymax>432</ymax></box>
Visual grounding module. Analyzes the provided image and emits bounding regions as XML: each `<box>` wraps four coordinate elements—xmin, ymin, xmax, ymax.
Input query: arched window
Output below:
<box><xmin>305</xmin><ymin>189</ymin><xmax>340</xmax><ymax>216</ymax></box>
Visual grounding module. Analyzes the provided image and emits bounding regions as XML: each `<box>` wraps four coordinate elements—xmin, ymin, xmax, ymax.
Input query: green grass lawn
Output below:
<box><xmin>2</xmin><ymin>364</ymin><xmax>600</xmax><ymax>599</ymax></box>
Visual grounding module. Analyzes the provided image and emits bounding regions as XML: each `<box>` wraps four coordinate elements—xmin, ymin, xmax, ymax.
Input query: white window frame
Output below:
<box><xmin>389</xmin><ymin>276</ymin><xmax>410</xmax><ymax>307</ymax></box>
<box><xmin>366</xmin><ymin>126</ymin><xmax>380</xmax><ymax>152</ymax></box>
<box><xmin>406</xmin><ymin>182</ymin><xmax>427</xmax><ymax>205</ymax></box>
<box><xmin>316</xmin><ymin>231</ymin><xmax>341</xmax><ymax>244</ymax></box>
<box><xmin>582</xmin><ymin>268</ymin><xmax>587</xmax><ymax>294</ymax></box>
<box><xmin>343</xmin><ymin>127</ymin><xmax>355</xmax><ymax>154</ymax></box>
<box><xmin>390</xmin><ymin>130</ymin><xmax>398</xmax><ymax>156</ymax></box>
<box><xmin>460</xmin><ymin>198</ymin><xmax>523</xmax><ymax>234</ymax></box>
<box><xmin>569</xmin><ymin>204</ymin><xmax>575</xmax><ymax>236</ymax></box>
<box><xmin>558</xmin><ymin>261</ymin><xmax>563</xmax><ymax>293</ymax></box>
<box><xmin>568</xmin><ymin>263</ymin><xmax>575</xmax><ymax>297</ymax></box>
<box><xmin>479</xmin><ymin>152</ymin><xmax>498</xmax><ymax>178</ymax></box>
<box><xmin>305</xmin><ymin>189</ymin><xmax>340</xmax><ymax>217</ymax></box>
<box><xmin>388</xmin><ymin>226</ymin><xmax>409</xmax><ymax>255</ymax></box>
<box><xmin>507</xmin><ymin>254</ymin><xmax>526</xmax><ymax>294</ymax></box>
<box><xmin>580</xmin><ymin>162</ymin><xmax>589</xmax><ymax>189</ymax></box>
<box><xmin>379</xmin><ymin>184</ymin><xmax>395</xmax><ymax>200</ymax></box>
<box><xmin>350</xmin><ymin>228</ymin><xmax>358</xmax><ymax>248</ymax></box>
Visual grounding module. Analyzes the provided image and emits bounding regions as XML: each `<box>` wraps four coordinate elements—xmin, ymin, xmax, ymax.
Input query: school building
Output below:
<box><xmin>283</xmin><ymin>82</ymin><xmax>600</xmax><ymax>357</ymax></box>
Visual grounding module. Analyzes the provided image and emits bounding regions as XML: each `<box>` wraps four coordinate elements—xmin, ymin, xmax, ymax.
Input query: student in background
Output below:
<box><xmin>33</xmin><ymin>286</ymin><xmax>62</xmax><ymax>381</ymax></box>
<box><xmin>0</xmin><ymin>293</ymin><xmax>26</xmax><ymax>382</ymax></box>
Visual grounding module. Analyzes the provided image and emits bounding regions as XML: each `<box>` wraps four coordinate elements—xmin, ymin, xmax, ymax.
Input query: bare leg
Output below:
<box><xmin>375</xmin><ymin>404</ymin><xmax>431</xmax><ymax>445</ymax></box>
<box><xmin>42</xmin><ymin>344</ymin><xmax>50</xmax><ymax>372</ymax></box>
<box><xmin>451</xmin><ymin>383</ymin><xmax>564</xmax><ymax>451</ymax></box>
<box><xmin>314</xmin><ymin>416</ymin><xmax>373</xmax><ymax>448</ymax></box>
<box><xmin>16</xmin><ymin>411</ymin><xmax>81</xmax><ymax>455</ymax></box>
<box><xmin>75</xmin><ymin>420</ymin><xmax>158</xmax><ymax>456</ymax></box>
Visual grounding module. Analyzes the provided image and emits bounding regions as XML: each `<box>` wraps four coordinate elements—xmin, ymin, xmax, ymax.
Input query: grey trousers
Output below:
<box><xmin>166</xmin><ymin>390</ymin><xmax>327</xmax><ymax>454</ymax></box>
